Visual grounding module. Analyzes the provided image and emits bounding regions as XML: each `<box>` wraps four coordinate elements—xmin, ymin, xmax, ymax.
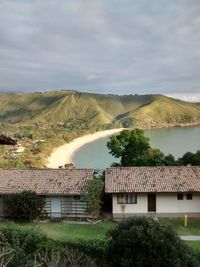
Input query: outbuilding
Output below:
<box><xmin>0</xmin><ymin>169</ymin><xmax>94</xmax><ymax>219</ymax></box>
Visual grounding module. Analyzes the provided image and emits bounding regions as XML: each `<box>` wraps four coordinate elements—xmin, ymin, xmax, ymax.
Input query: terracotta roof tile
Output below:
<box><xmin>105</xmin><ymin>167</ymin><xmax>200</xmax><ymax>193</ymax></box>
<box><xmin>0</xmin><ymin>169</ymin><xmax>94</xmax><ymax>195</ymax></box>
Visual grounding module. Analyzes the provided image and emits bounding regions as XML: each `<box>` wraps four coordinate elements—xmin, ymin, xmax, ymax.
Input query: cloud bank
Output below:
<box><xmin>0</xmin><ymin>0</ymin><xmax>200</xmax><ymax>100</ymax></box>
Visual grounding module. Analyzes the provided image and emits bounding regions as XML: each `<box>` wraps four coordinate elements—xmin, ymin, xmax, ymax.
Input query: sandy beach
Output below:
<box><xmin>46</xmin><ymin>128</ymin><xmax>124</xmax><ymax>168</ymax></box>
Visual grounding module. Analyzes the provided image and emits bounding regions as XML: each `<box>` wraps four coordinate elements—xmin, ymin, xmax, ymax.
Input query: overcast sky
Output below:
<box><xmin>0</xmin><ymin>0</ymin><xmax>200</xmax><ymax>101</ymax></box>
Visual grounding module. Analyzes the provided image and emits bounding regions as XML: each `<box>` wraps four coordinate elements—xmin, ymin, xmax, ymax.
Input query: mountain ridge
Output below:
<box><xmin>0</xmin><ymin>90</ymin><xmax>200</xmax><ymax>128</ymax></box>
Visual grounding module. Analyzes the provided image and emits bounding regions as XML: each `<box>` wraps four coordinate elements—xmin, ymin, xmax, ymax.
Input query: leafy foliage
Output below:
<box><xmin>84</xmin><ymin>177</ymin><xmax>104</xmax><ymax>219</ymax></box>
<box><xmin>4</xmin><ymin>190</ymin><xmax>44</xmax><ymax>222</ymax></box>
<box><xmin>63</xmin><ymin>238</ymin><xmax>108</xmax><ymax>259</ymax></box>
<box><xmin>178</xmin><ymin>150</ymin><xmax>200</xmax><ymax>166</ymax></box>
<box><xmin>107</xmin><ymin>129</ymin><xmax>178</xmax><ymax>167</ymax></box>
<box><xmin>0</xmin><ymin>226</ymin><xmax>45</xmax><ymax>255</ymax></box>
<box><xmin>107</xmin><ymin>217</ymin><xmax>199</xmax><ymax>267</ymax></box>
<box><xmin>0</xmin><ymin>226</ymin><xmax>45</xmax><ymax>266</ymax></box>
<box><xmin>107</xmin><ymin>129</ymin><xmax>150</xmax><ymax>166</ymax></box>
<box><xmin>0</xmin><ymin>227</ymin><xmax>96</xmax><ymax>267</ymax></box>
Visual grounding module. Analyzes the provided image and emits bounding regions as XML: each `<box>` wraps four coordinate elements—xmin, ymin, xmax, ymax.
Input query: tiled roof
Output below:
<box><xmin>0</xmin><ymin>169</ymin><xmax>94</xmax><ymax>195</ymax></box>
<box><xmin>105</xmin><ymin>167</ymin><xmax>200</xmax><ymax>193</ymax></box>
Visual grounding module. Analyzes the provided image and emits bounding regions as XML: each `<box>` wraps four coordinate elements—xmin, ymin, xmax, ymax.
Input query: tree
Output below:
<box><xmin>84</xmin><ymin>177</ymin><xmax>104</xmax><ymax>219</ymax></box>
<box><xmin>107</xmin><ymin>129</ymin><xmax>150</xmax><ymax>166</ymax></box>
<box><xmin>107</xmin><ymin>129</ymin><xmax>178</xmax><ymax>167</ymax></box>
<box><xmin>107</xmin><ymin>217</ymin><xmax>198</xmax><ymax>267</ymax></box>
<box><xmin>4</xmin><ymin>190</ymin><xmax>44</xmax><ymax>222</ymax></box>
<box><xmin>135</xmin><ymin>150</ymin><xmax>177</xmax><ymax>166</ymax></box>
<box><xmin>178</xmin><ymin>150</ymin><xmax>200</xmax><ymax>166</ymax></box>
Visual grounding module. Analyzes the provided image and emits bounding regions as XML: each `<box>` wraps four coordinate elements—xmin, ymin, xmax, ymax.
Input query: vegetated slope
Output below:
<box><xmin>130</xmin><ymin>95</ymin><xmax>200</xmax><ymax>128</ymax></box>
<box><xmin>0</xmin><ymin>90</ymin><xmax>199</xmax><ymax>128</ymax></box>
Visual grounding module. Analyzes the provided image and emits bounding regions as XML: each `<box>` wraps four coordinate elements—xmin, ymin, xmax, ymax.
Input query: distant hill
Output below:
<box><xmin>0</xmin><ymin>90</ymin><xmax>200</xmax><ymax>128</ymax></box>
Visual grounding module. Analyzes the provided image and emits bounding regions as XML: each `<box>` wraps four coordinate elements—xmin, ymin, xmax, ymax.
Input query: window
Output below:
<box><xmin>177</xmin><ymin>193</ymin><xmax>183</xmax><ymax>200</ymax></box>
<box><xmin>117</xmin><ymin>193</ymin><xmax>137</xmax><ymax>204</ymax></box>
<box><xmin>186</xmin><ymin>193</ymin><xmax>193</xmax><ymax>200</ymax></box>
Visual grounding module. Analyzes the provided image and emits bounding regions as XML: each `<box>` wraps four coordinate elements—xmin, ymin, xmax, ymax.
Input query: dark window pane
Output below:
<box><xmin>177</xmin><ymin>193</ymin><xmax>183</xmax><ymax>200</ymax></box>
<box><xmin>117</xmin><ymin>193</ymin><xmax>137</xmax><ymax>204</ymax></box>
<box><xmin>186</xmin><ymin>193</ymin><xmax>193</xmax><ymax>200</ymax></box>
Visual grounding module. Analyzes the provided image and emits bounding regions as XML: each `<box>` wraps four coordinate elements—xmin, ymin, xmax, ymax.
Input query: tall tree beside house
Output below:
<box><xmin>4</xmin><ymin>190</ymin><xmax>44</xmax><ymax>222</ymax></box>
<box><xmin>84</xmin><ymin>176</ymin><xmax>104</xmax><ymax>219</ymax></box>
<box><xmin>107</xmin><ymin>129</ymin><xmax>177</xmax><ymax>166</ymax></box>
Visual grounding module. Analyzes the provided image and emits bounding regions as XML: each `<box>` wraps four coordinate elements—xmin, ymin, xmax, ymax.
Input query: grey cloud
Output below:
<box><xmin>0</xmin><ymin>0</ymin><xmax>200</xmax><ymax>99</ymax></box>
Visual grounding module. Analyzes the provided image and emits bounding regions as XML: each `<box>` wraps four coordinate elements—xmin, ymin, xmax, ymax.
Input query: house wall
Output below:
<box><xmin>112</xmin><ymin>193</ymin><xmax>200</xmax><ymax>220</ymax></box>
<box><xmin>43</xmin><ymin>196</ymin><xmax>87</xmax><ymax>218</ymax></box>
<box><xmin>156</xmin><ymin>193</ymin><xmax>200</xmax><ymax>213</ymax></box>
<box><xmin>0</xmin><ymin>195</ymin><xmax>88</xmax><ymax>219</ymax></box>
<box><xmin>112</xmin><ymin>193</ymin><xmax>147</xmax><ymax>219</ymax></box>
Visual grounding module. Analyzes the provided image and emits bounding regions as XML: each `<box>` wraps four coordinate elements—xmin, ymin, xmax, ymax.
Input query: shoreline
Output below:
<box><xmin>46</xmin><ymin>123</ymin><xmax>200</xmax><ymax>169</ymax></box>
<box><xmin>46</xmin><ymin>128</ymin><xmax>124</xmax><ymax>168</ymax></box>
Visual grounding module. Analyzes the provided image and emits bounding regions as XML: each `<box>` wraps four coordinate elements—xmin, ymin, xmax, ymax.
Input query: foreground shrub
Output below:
<box><xmin>0</xmin><ymin>226</ymin><xmax>45</xmax><ymax>254</ymax></box>
<box><xmin>0</xmin><ymin>243</ymin><xmax>14</xmax><ymax>267</ymax></box>
<box><xmin>0</xmin><ymin>226</ymin><xmax>45</xmax><ymax>266</ymax></box>
<box><xmin>0</xmin><ymin>227</ymin><xmax>100</xmax><ymax>266</ymax></box>
<box><xmin>4</xmin><ymin>190</ymin><xmax>44</xmax><ymax>222</ymax></box>
<box><xmin>33</xmin><ymin>248</ymin><xmax>96</xmax><ymax>267</ymax></box>
<box><xmin>107</xmin><ymin>216</ymin><xmax>199</xmax><ymax>267</ymax></box>
<box><xmin>62</xmin><ymin>238</ymin><xmax>108</xmax><ymax>259</ymax></box>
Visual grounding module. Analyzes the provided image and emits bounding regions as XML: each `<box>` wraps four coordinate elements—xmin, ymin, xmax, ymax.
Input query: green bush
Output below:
<box><xmin>4</xmin><ymin>190</ymin><xmax>44</xmax><ymax>222</ymax></box>
<box><xmin>0</xmin><ymin>226</ymin><xmax>45</xmax><ymax>254</ymax></box>
<box><xmin>0</xmin><ymin>226</ymin><xmax>46</xmax><ymax>266</ymax></box>
<box><xmin>0</xmin><ymin>226</ymin><xmax>97</xmax><ymax>267</ymax></box>
<box><xmin>106</xmin><ymin>216</ymin><xmax>199</xmax><ymax>267</ymax></box>
<box><xmin>62</xmin><ymin>238</ymin><xmax>108</xmax><ymax>259</ymax></box>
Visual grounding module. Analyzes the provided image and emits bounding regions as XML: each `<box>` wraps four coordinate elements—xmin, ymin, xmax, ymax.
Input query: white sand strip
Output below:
<box><xmin>46</xmin><ymin>128</ymin><xmax>124</xmax><ymax>168</ymax></box>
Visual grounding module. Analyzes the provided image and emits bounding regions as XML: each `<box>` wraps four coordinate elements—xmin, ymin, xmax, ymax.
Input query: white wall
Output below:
<box><xmin>112</xmin><ymin>193</ymin><xmax>200</xmax><ymax>218</ymax></box>
<box><xmin>157</xmin><ymin>193</ymin><xmax>200</xmax><ymax>213</ymax></box>
<box><xmin>112</xmin><ymin>193</ymin><xmax>147</xmax><ymax>215</ymax></box>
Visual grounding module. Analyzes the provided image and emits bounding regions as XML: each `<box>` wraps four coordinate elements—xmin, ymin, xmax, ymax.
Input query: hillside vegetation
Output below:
<box><xmin>0</xmin><ymin>90</ymin><xmax>199</xmax><ymax>168</ymax></box>
<box><xmin>0</xmin><ymin>90</ymin><xmax>200</xmax><ymax>127</ymax></box>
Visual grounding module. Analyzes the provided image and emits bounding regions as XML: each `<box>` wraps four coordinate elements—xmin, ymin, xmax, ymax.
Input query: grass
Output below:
<box><xmin>186</xmin><ymin>241</ymin><xmax>200</xmax><ymax>253</ymax></box>
<box><xmin>0</xmin><ymin>219</ymin><xmax>117</xmax><ymax>241</ymax></box>
<box><xmin>160</xmin><ymin>218</ymin><xmax>200</xmax><ymax>236</ymax></box>
<box><xmin>1</xmin><ymin>218</ymin><xmax>200</xmax><ymax>242</ymax></box>
<box><xmin>1</xmin><ymin>217</ymin><xmax>200</xmax><ymax>247</ymax></box>
<box><xmin>38</xmin><ymin>220</ymin><xmax>116</xmax><ymax>241</ymax></box>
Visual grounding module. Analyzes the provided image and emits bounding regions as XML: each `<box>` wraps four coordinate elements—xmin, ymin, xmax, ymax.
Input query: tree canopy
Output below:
<box><xmin>107</xmin><ymin>129</ymin><xmax>200</xmax><ymax>167</ymax></box>
<box><xmin>107</xmin><ymin>129</ymin><xmax>177</xmax><ymax>167</ymax></box>
<box><xmin>107</xmin><ymin>217</ymin><xmax>198</xmax><ymax>267</ymax></box>
<box><xmin>178</xmin><ymin>150</ymin><xmax>200</xmax><ymax>166</ymax></box>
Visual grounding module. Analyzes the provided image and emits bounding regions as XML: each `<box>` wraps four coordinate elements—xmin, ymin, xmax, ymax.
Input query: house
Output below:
<box><xmin>0</xmin><ymin>169</ymin><xmax>94</xmax><ymax>219</ymax></box>
<box><xmin>105</xmin><ymin>167</ymin><xmax>200</xmax><ymax>220</ymax></box>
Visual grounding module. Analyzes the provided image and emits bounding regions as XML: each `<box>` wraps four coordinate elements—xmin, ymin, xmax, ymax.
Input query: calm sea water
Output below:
<box><xmin>73</xmin><ymin>127</ymin><xmax>200</xmax><ymax>169</ymax></box>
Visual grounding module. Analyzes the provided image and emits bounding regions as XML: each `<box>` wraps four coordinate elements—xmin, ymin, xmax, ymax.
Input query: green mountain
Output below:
<box><xmin>0</xmin><ymin>90</ymin><xmax>200</xmax><ymax>128</ymax></box>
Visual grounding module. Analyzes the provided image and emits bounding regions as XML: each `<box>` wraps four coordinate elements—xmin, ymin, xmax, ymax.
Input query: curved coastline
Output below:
<box><xmin>46</xmin><ymin>128</ymin><xmax>124</xmax><ymax>168</ymax></box>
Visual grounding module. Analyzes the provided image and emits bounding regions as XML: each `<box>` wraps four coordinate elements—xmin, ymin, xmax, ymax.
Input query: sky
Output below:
<box><xmin>0</xmin><ymin>0</ymin><xmax>200</xmax><ymax>101</ymax></box>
